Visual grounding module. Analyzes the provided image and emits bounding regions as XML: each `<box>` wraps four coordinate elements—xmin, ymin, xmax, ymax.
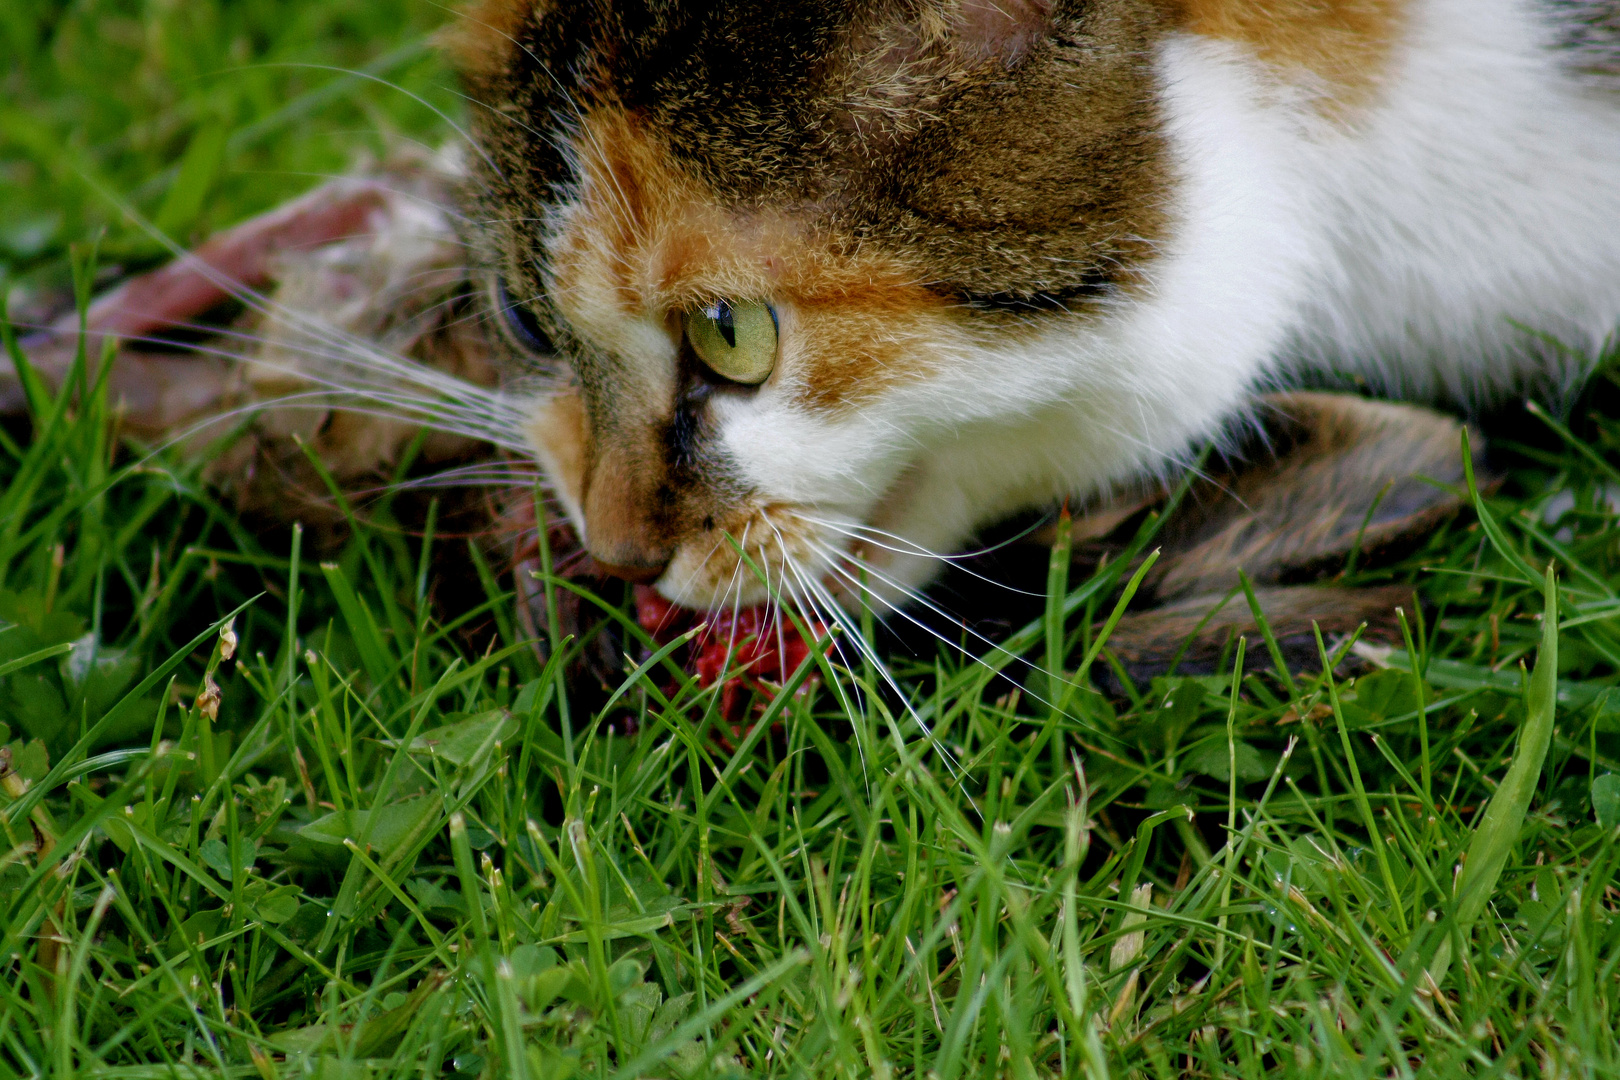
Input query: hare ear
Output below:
<box><xmin>952</xmin><ymin>0</ymin><xmax>1056</xmax><ymax>64</ymax></box>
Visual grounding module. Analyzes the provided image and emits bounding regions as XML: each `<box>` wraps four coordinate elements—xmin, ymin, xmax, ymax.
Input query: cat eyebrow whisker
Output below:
<box><xmin>431</xmin><ymin>0</ymin><xmax>588</xmax><ymax>122</ymax></box>
<box><xmin>232</xmin><ymin>371</ymin><xmax>528</xmax><ymax>447</ymax></box>
<box><xmin>65</xmin><ymin>289</ymin><xmax>534</xmax><ymax>456</ymax></box>
<box><xmin>193</xmin><ymin>165</ymin><xmax>486</xmax><ymax>237</ymax></box>
<box><xmin>116</xmin><ymin>331</ymin><xmax>513</xmax><ymax>431</ymax></box>
<box><xmin>122</xmin><ymin>393</ymin><xmax>432</xmax><ymax>469</ymax></box>
<box><xmin>441</xmin><ymin>1</ymin><xmax>640</xmax><ymax>242</ymax></box>
<box><xmin>76</xmin><ymin>312</ymin><xmax>455</xmax><ymax>389</ymax></box>
<box><xmin>470</xmin><ymin>215</ymin><xmax>552</xmax><ymax>228</ymax></box>
<box><xmin>252</xmin><ymin>62</ymin><xmax>503</xmax><ymax>179</ymax></box>
<box><xmin>246</xmin><ymin>322</ymin><xmax>514</xmax><ymax>407</ymax></box>
<box><xmin>556</xmin><ymin>121</ymin><xmax>640</xmax><ymax>241</ymax></box>
<box><xmin>445</xmin><ymin>85</ymin><xmax>575</xmax><ymax>160</ymax></box>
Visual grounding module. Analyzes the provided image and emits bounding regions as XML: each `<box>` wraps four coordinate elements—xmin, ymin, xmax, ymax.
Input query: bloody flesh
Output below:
<box><xmin>635</xmin><ymin>585</ymin><xmax>825</xmax><ymax>718</ymax></box>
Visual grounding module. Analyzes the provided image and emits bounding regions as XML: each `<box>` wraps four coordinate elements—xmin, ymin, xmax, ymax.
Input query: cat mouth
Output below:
<box><xmin>634</xmin><ymin>584</ymin><xmax>835</xmax><ymax>724</ymax></box>
<box><xmin>648</xmin><ymin>502</ymin><xmax>839</xmax><ymax>612</ymax></box>
<box><xmin>635</xmin><ymin>585</ymin><xmax>825</xmax><ymax>686</ymax></box>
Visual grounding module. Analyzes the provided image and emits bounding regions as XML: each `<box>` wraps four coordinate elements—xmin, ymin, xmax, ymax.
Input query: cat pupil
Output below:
<box><xmin>707</xmin><ymin>300</ymin><xmax>736</xmax><ymax>348</ymax></box>
<box><xmin>497</xmin><ymin>279</ymin><xmax>554</xmax><ymax>355</ymax></box>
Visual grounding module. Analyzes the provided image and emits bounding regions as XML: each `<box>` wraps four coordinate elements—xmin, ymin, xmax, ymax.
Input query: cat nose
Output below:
<box><xmin>580</xmin><ymin>444</ymin><xmax>675</xmax><ymax>583</ymax></box>
<box><xmin>592</xmin><ymin>557</ymin><xmax>668</xmax><ymax>584</ymax></box>
<box><xmin>583</xmin><ymin>523</ymin><xmax>674</xmax><ymax>583</ymax></box>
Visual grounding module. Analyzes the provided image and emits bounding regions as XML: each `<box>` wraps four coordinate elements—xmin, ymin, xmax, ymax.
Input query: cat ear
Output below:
<box><xmin>950</xmin><ymin>0</ymin><xmax>1056</xmax><ymax>65</ymax></box>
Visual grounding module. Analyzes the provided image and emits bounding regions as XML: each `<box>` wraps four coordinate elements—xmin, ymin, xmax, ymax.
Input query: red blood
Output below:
<box><xmin>634</xmin><ymin>586</ymin><xmax>689</xmax><ymax>645</ymax></box>
<box><xmin>634</xmin><ymin>585</ymin><xmax>825</xmax><ymax>720</ymax></box>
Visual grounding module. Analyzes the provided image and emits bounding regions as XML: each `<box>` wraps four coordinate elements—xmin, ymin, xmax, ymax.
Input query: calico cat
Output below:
<box><xmin>451</xmin><ymin>0</ymin><xmax>1620</xmax><ymax>618</ymax></box>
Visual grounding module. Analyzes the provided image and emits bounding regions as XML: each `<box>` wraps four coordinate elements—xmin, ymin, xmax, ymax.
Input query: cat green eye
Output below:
<box><xmin>684</xmin><ymin>300</ymin><xmax>778</xmax><ymax>385</ymax></box>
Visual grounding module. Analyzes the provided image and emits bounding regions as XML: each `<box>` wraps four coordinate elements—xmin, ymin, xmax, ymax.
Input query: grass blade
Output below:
<box><xmin>1429</xmin><ymin>564</ymin><xmax>1560</xmax><ymax>987</ymax></box>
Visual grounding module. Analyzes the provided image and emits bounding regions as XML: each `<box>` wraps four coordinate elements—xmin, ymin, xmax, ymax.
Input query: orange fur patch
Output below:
<box><xmin>548</xmin><ymin>106</ymin><xmax>959</xmax><ymax>415</ymax></box>
<box><xmin>524</xmin><ymin>389</ymin><xmax>587</xmax><ymax>523</ymax></box>
<box><xmin>1176</xmin><ymin>0</ymin><xmax>1407</xmax><ymax>106</ymax></box>
<box><xmin>440</xmin><ymin>0</ymin><xmax>543</xmax><ymax>80</ymax></box>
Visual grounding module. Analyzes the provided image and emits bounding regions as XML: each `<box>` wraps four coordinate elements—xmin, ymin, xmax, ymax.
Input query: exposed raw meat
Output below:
<box><xmin>636</xmin><ymin>586</ymin><xmax>826</xmax><ymax>720</ymax></box>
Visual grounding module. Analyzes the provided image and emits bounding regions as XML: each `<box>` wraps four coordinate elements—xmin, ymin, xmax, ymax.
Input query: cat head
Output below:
<box><xmin>452</xmin><ymin>0</ymin><xmax>1176</xmax><ymax>609</ymax></box>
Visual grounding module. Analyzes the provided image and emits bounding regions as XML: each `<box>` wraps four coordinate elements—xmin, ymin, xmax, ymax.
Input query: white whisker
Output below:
<box><xmin>109</xmin><ymin>325</ymin><xmax>538</xmax><ymax>450</ymax></box>
<box><xmin>257</xmin><ymin>62</ymin><xmax>502</xmax><ymax>177</ymax></box>
<box><xmin>807</xmin><ymin>539</ymin><xmax>1074</xmax><ymax>719</ymax></box>
<box><xmin>785</xmin><ymin>557</ymin><xmax>965</xmax><ymax>784</ymax></box>
<box><xmin>779</xmin><ymin>557</ymin><xmax>876</xmax><ymax>786</ymax></box>
<box><xmin>799</xmin><ymin>512</ymin><xmax>1051</xmax><ymax>563</ymax></box>
<box><xmin>795</xmin><ymin>513</ymin><xmax>1050</xmax><ymax>599</ymax></box>
<box><xmin>361</xmin><ymin>467</ymin><xmax>544</xmax><ymax>496</ymax></box>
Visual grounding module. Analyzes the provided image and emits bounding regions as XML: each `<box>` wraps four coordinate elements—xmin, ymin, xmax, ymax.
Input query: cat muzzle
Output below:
<box><xmin>590</xmin><ymin>557</ymin><xmax>670</xmax><ymax>584</ymax></box>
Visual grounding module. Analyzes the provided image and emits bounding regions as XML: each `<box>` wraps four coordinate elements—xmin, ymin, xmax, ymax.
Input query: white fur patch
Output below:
<box><xmin>1281</xmin><ymin>0</ymin><xmax>1620</xmax><ymax>400</ymax></box>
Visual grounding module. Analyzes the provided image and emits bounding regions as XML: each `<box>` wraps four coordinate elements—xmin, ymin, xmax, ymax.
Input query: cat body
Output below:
<box><xmin>456</xmin><ymin>0</ymin><xmax>1620</xmax><ymax>613</ymax></box>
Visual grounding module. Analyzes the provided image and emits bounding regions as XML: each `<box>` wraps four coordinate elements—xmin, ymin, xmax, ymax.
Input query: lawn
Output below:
<box><xmin>3</xmin><ymin>2</ymin><xmax>1620</xmax><ymax>1077</ymax></box>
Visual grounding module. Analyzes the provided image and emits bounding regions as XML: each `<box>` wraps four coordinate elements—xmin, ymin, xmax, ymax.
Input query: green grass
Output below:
<box><xmin>1</xmin><ymin>0</ymin><xmax>455</xmax><ymax>306</ymax></box>
<box><xmin>5</xmin><ymin>4</ymin><xmax>1620</xmax><ymax>1077</ymax></box>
